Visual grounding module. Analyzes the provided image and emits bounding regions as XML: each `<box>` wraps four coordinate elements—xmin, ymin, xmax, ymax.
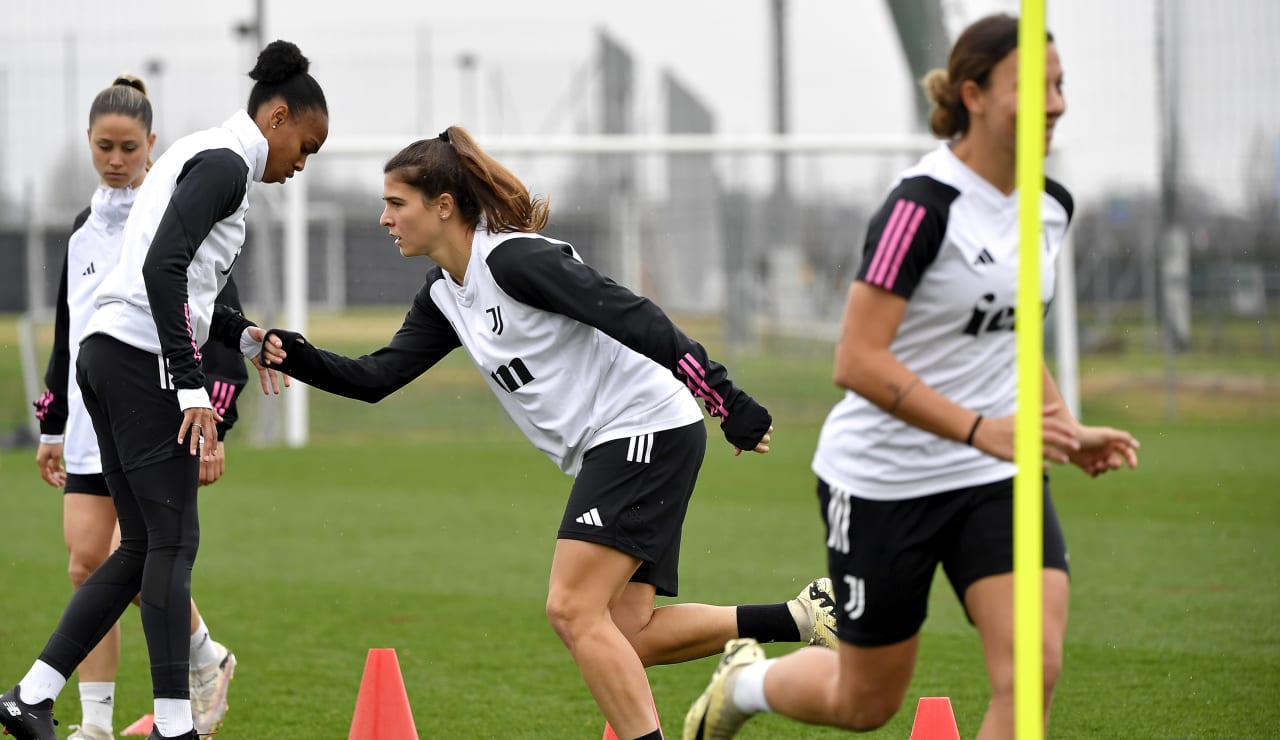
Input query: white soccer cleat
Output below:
<box><xmin>794</xmin><ymin>577</ymin><xmax>838</xmax><ymax>648</ymax></box>
<box><xmin>682</xmin><ymin>638</ymin><xmax>766</xmax><ymax>740</ymax></box>
<box><xmin>66</xmin><ymin>724</ymin><xmax>113</xmax><ymax>740</ymax></box>
<box><xmin>190</xmin><ymin>640</ymin><xmax>237</xmax><ymax>734</ymax></box>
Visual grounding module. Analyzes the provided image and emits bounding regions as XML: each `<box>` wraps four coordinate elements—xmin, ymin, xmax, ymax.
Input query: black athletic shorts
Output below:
<box><xmin>558</xmin><ymin>421</ymin><xmax>707</xmax><ymax>598</ymax></box>
<box><xmin>76</xmin><ymin>334</ymin><xmax>199</xmax><ymax>475</ymax></box>
<box><xmin>64</xmin><ymin>473</ymin><xmax>111</xmax><ymax>497</ymax></box>
<box><xmin>819</xmin><ymin>475</ymin><xmax>1070</xmax><ymax>647</ymax></box>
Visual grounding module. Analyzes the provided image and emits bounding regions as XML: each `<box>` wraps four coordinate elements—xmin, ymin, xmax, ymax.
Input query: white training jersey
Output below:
<box><xmin>812</xmin><ymin>143</ymin><xmax>1074</xmax><ymax>500</ymax></box>
<box><xmin>273</xmin><ymin>229</ymin><xmax>773</xmax><ymax>476</ymax></box>
<box><xmin>33</xmin><ymin>184</ymin><xmax>257</xmax><ymax>467</ymax></box>
<box><xmin>84</xmin><ymin>110</ymin><xmax>266</xmax><ymax>405</ymax></box>
<box><xmin>34</xmin><ymin>186</ymin><xmax>136</xmax><ymax>474</ymax></box>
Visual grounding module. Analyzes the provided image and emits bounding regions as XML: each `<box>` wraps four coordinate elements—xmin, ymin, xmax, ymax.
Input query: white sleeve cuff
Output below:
<box><xmin>177</xmin><ymin>388</ymin><xmax>212</xmax><ymax>411</ymax></box>
<box><xmin>40</xmin><ymin>434</ymin><xmax>64</xmax><ymax>445</ymax></box>
<box><xmin>240</xmin><ymin>327</ymin><xmax>260</xmax><ymax>359</ymax></box>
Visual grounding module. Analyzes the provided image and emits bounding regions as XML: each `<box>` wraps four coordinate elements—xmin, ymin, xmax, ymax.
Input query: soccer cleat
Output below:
<box><xmin>189</xmin><ymin>641</ymin><xmax>236</xmax><ymax>735</ymax></box>
<box><xmin>682</xmin><ymin>638</ymin><xmax>766</xmax><ymax>740</ymax></box>
<box><xmin>0</xmin><ymin>685</ymin><xmax>58</xmax><ymax>740</ymax></box>
<box><xmin>66</xmin><ymin>725</ymin><xmax>112</xmax><ymax>740</ymax></box>
<box><xmin>145</xmin><ymin>729</ymin><xmax>199</xmax><ymax>739</ymax></box>
<box><xmin>794</xmin><ymin>577</ymin><xmax>838</xmax><ymax>648</ymax></box>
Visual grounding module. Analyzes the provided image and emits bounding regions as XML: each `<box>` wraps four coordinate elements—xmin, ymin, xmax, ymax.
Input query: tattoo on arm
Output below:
<box><xmin>886</xmin><ymin>377</ymin><xmax>920</xmax><ymax>414</ymax></box>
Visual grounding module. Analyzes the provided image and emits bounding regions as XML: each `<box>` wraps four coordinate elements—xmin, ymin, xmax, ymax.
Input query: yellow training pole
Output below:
<box><xmin>1015</xmin><ymin>4</ymin><xmax>1047</xmax><ymax>740</ymax></box>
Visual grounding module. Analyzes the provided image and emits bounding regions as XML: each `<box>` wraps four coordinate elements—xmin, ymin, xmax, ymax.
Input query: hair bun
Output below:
<box><xmin>249</xmin><ymin>40</ymin><xmax>310</xmax><ymax>86</ymax></box>
<box><xmin>113</xmin><ymin>74</ymin><xmax>148</xmax><ymax>96</ymax></box>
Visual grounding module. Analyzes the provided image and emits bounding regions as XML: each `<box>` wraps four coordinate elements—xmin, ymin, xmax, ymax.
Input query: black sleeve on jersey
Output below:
<box><xmin>141</xmin><ymin>148</ymin><xmax>249</xmax><ymax>393</ymax></box>
<box><xmin>487</xmin><ymin>237</ymin><xmax>772</xmax><ymax>451</ymax></box>
<box><xmin>206</xmin><ymin>270</ymin><xmax>256</xmax><ymax>353</ymax></box>
<box><xmin>857</xmin><ymin>176</ymin><xmax>960</xmax><ymax>299</ymax></box>
<box><xmin>34</xmin><ymin>207</ymin><xmax>89</xmax><ymax>435</ymax></box>
<box><xmin>266</xmin><ymin>270</ymin><xmax>462</xmax><ymax>403</ymax></box>
<box><xmin>1045</xmin><ymin>177</ymin><xmax>1074</xmax><ymax>223</ymax></box>
<box><xmin>204</xmin><ymin>277</ymin><xmax>251</xmax><ymax>441</ymax></box>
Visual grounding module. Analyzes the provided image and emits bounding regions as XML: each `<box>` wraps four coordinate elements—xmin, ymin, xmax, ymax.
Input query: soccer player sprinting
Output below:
<box><xmin>681</xmin><ymin>14</ymin><xmax>1139</xmax><ymax>740</ymax></box>
<box><xmin>260</xmin><ymin>126</ymin><xmax>838</xmax><ymax>740</ymax></box>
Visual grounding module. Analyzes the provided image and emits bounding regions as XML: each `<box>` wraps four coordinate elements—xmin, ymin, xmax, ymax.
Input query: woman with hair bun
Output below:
<box><xmin>683</xmin><ymin>14</ymin><xmax>1138</xmax><ymax>740</ymax></box>
<box><xmin>1</xmin><ymin>40</ymin><xmax>328</xmax><ymax>740</ymax></box>
<box><xmin>27</xmin><ymin>73</ymin><xmax>249</xmax><ymax>740</ymax></box>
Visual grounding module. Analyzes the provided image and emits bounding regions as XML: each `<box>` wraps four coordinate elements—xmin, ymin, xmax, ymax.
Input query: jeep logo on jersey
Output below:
<box><xmin>962</xmin><ymin>293</ymin><xmax>1053</xmax><ymax>336</ymax></box>
<box><xmin>486</xmin><ymin>306</ymin><xmax>504</xmax><ymax>334</ymax></box>
<box><xmin>491</xmin><ymin>357</ymin><xmax>534</xmax><ymax>393</ymax></box>
<box><xmin>963</xmin><ymin>293</ymin><xmax>1015</xmax><ymax>336</ymax></box>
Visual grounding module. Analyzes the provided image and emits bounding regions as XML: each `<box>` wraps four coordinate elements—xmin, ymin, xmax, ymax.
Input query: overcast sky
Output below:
<box><xmin>2</xmin><ymin>0</ymin><xmax>1277</xmax><ymax>214</ymax></box>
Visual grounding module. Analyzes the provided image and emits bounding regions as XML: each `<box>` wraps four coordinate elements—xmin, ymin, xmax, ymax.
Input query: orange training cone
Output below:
<box><xmin>909</xmin><ymin>696</ymin><xmax>961</xmax><ymax>740</ymax></box>
<box><xmin>348</xmin><ymin>648</ymin><xmax>419</xmax><ymax>740</ymax></box>
<box><xmin>602</xmin><ymin>692</ymin><xmax>661</xmax><ymax>740</ymax></box>
<box><xmin>120</xmin><ymin>713</ymin><xmax>154</xmax><ymax>736</ymax></box>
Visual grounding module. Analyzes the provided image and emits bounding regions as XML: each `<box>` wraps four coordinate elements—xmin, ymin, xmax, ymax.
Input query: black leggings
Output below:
<box><xmin>41</xmin><ymin>334</ymin><xmax>203</xmax><ymax>699</ymax></box>
<box><xmin>38</xmin><ymin>456</ymin><xmax>200</xmax><ymax>698</ymax></box>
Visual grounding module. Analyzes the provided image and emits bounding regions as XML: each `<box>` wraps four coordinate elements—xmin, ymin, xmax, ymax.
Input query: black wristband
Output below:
<box><xmin>965</xmin><ymin>414</ymin><xmax>984</xmax><ymax>446</ymax></box>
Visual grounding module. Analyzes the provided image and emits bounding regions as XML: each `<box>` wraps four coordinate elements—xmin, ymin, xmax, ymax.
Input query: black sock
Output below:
<box><xmin>632</xmin><ymin>731</ymin><xmax>663</xmax><ymax>740</ymax></box>
<box><xmin>736</xmin><ymin>603</ymin><xmax>801</xmax><ymax>643</ymax></box>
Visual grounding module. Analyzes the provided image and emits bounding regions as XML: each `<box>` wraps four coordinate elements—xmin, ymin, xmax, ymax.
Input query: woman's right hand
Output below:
<box><xmin>973</xmin><ymin>403</ymin><xmax>1080</xmax><ymax>465</ymax></box>
<box><xmin>36</xmin><ymin>442</ymin><xmax>66</xmax><ymax>487</ymax></box>
<box><xmin>178</xmin><ymin>406</ymin><xmax>223</xmax><ymax>460</ymax></box>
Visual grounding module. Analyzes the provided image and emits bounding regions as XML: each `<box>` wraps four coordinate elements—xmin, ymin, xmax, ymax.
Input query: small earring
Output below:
<box><xmin>271</xmin><ymin>124</ymin><xmax>277</xmax><ymax>129</ymax></box>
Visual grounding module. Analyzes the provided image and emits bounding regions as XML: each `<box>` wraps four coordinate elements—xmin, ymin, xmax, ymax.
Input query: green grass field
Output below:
<box><xmin>1</xmin><ymin>311</ymin><xmax>1278</xmax><ymax>738</ymax></box>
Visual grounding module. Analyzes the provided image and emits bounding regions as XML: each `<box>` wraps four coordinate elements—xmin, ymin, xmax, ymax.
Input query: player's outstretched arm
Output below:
<box><xmin>260</xmin><ymin>281</ymin><xmax>461</xmax><ymax>403</ymax></box>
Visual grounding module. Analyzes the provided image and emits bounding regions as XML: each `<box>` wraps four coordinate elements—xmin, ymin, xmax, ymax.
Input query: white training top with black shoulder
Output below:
<box><xmin>812</xmin><ymin>143</ymin><xmax>1074</xmax><ymax>501</ymax></box>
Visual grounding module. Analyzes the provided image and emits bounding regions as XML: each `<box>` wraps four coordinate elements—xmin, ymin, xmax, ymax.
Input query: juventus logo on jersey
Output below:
<box><xmin>490</xmin><ymin>357</ymin><xmax>534</xmax><ymax>393</ymax></box>
<box><xmin>843</xmin><ymin>575</ymin><xmax>866</xmax><ymax>621</ymax></box>
<box><xmin>486</xmin><ymin>306</ymin><xmax>504</xmax><ymax>334</ymax></box>
<box><xmin>82</xmin><ymin>262</ymin><xmax>96</xmax><ymax>276</ymax></box>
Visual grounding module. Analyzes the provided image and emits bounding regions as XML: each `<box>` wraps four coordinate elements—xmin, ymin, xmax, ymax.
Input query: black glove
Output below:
<box><xmin>720</xmin><ymin>393</ymin><xmax>772</xmax><ymax>451</ymax></box>
<box><xmin>262</xmin><ymin>328</ymin><xmax>307</xmax><ymax>368</ymax></box>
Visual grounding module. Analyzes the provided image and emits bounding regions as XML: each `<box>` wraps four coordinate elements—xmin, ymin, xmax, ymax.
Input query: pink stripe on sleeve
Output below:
<box><xmin>869</xmin><ymin>201</ymin><xmax>921</xmax><ymax>286</ymax></box>
<box><xmin>185</xmin><ymin>303</ymin><xmax>202</xmax><ymax>362</ymax></box>
<box><xmin>678</xmin><ymin>354</ymin><xmax>729</xmax><ymax>418</ymax></box>
<box><xmin>211</xmin><ymin>381</ymin><xmax>228</xmax><ymax>415</ymax></box>
<box><xmin>881</xmin><ymin>206</ymin><xmax>928</xmax><ymax>288</ymax></box>
<box><xmin>865</xmin><ymin>199</ymin><xmax>909</xmax><ymax>283</ymax></box>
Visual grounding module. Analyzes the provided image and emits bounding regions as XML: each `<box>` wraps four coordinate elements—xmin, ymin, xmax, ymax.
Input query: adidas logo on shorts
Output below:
<box><xmin>575</xmin><ymin>507</ymin><xmax>604</xmax><ymax>527</ymax></box>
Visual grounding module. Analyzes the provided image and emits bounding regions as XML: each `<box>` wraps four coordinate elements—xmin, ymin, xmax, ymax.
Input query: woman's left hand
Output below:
<box><xmin>247</xmin><ymin>326</ymin><xmax>290</xmax><ymax>395</ymax></box>
<box><xmin>735</xmin><ymin>425</ymin><xmax>774</xmax><ymax>456</ymax></box>
<box><xmin>1068</xmin><ymin>424</ymin><xmax>1140</xmax><ymax>477</ymax></box>
<box><xmin>199</xmin><ymin>440</ymin><xmax>226</xmax><ymax>486</ymax></box>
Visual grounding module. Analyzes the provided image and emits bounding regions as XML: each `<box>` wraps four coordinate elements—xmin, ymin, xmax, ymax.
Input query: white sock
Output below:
<box><xmin>79</xmin><ymin>681</ymin><xmax>115</xmax><ymax>731</ymax></box>
<box><xmin>731</xmin><ymin>658</ymin><xmax>776</xmax><ymax>714</ymax></box>
<box><xmin>17</xmin><ymin>660</ymin><xmax>66</xmax><ymax>705</ymax></box>
<box><xmin>153</xmin><ymin>698</ymin><xmax>193</xmax><ymax>737</ymax></box>
<box><xmin>189</xmin><ymin>616</ymin><xmax>218</xmax><ymax>671</ymax></box>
